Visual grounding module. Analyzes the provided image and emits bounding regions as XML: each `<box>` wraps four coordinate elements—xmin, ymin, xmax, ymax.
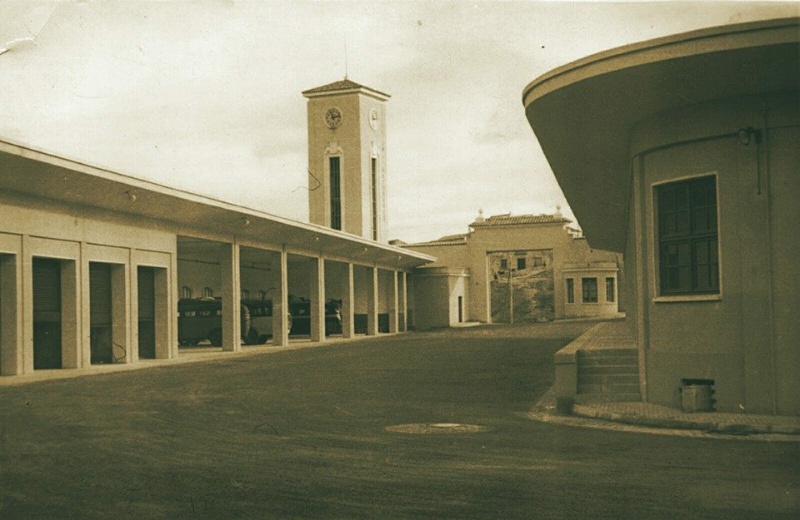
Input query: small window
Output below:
<box><xmin>181</xmin><ymin>286</ymin><xmax>193</xmax><ymax>299</ymax></box>
<box><xmin>241</xmin><ymin>289</ymin><xmax>250</xmax><ymax>300</ymax></box>
<box><xmin>656</xmin><ymin>175</ymin><xmax>719</xmax><ymax>295</ymax></box>
<box><xmin>330</xmin><ymin>157</ymin><xmax>342</xmax><ymax>231</ymax></box>
<box><xmin>582</xmin><ymin>278</ymin><xmax>598</xmax><ymax>303</ymax></box>
<box><xmin>606</xmin><ymin>277</ymin><xmax>615</xmax><ymax>303</ymax></box>
<box><xmin>371</xmin><ymin>156</ymin><xmax>378</xmax><ymax>240</ymax></box>
<box><xmin>499</xmin><ymin>258</ymin><xmax>508</xmax><ymax>270</ymax></box>
<box><xmin>203</xmin><ymin>287</ymin><xmax>214</xmax><ymax>298</ymax></box>
<box><xmin>517</xmin><ymin>257</ymin><xmax>526</xmax><ymax>270</ymax></box>
<box><xmin>566</xmin><ymin>278</ymin><xmax>574</xmax><ymax>304</ymax></box>
<box><xmin>258</xmin><ymin>289</ymin><xmax>268</xmax><ymax>300</ymax></box>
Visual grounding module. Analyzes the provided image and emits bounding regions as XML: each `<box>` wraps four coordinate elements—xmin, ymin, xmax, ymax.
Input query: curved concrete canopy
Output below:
<box><xmin>523</xmin><ymin>18</ymin><xmax>799</xmax><ymax>252</ymax></box>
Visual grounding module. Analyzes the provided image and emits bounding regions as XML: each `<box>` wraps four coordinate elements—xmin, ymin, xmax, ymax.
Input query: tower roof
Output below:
<box><xmin>302</xmin><ymin>79</ymin><xmax>390</xmax><ymax>101</ymax></box>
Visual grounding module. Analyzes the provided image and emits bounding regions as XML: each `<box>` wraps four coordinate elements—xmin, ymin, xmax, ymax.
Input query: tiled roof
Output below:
<box><xmin>403</xmin><ymin>233</ymin><xmax>468</xmax><ymax>247</ymax></box>
<box><xmin>470</xmin><ymin>213</ymin><xmax>570</xmax><ymax>227</ymax></box>
<box><xmin>302</xmin><ymin>79</ymin><xmax>390</xmax><ymax>99</ymax></box>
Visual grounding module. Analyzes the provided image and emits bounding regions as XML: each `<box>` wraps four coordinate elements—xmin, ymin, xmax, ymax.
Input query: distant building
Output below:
<box><xmin>403</xmin><ymin>210</ymin><xmax>622</xmax><ymax>330</ymax></box>
<box><xmin>523</xmin><ymin>18</ymin><xmax>799</xmax><ymax>415</ymax></box>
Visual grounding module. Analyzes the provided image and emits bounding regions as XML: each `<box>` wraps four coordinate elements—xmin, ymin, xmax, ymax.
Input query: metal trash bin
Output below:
<box><xmin>681</xmin><ymin>384</ymin><xmax>714</xmax><ymax>412</ymax></box>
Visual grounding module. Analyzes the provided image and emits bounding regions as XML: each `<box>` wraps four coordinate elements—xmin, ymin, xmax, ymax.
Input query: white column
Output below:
<box><xmin>21</xmin><ymin>235</ymin><xmax>33</xmax><ymax>374</ymax></box>
<box><xmin>154</xmin><ymin>266</ymin><xmax>172</xmax><ymax>359</ymax></box>
<box><xmin>367</xmin><ymin>266</ymin><xmax>378</xmax><ymax>336</ymax></box>
<box><xmin>111</xmin><ymin>263</ymin><xmax>130</xmax><ymax>363</ymax></box>
<box><xmin>389</xmin><ymin>270</ymin><xmax>399</xmax><ymax>334</ymax></box>
<box><xmin>341</xmin><ymin>263</ymin><xmax>354</xmax><ymax>338</ymax></box>
<box><xmin>272</xmin><ymin>249</ymin><xmax>290</xmax><ymax>346</ymax></box>
<box><xmin>309</xmin><ymin>256</ymin><xmax>326</xmax><ymax>342</ymax></box>
<box><xmin>62</xmin><ymin>256</ymin><xmax>80</xmax><ymax>369</ymax></box>
<box><xmin>0</xmin><ymin>250</ymin><xmax>22</xmax><ymax>375</ymax></box>
<box><xmin>168</xmin><ymin>251</ymin><xmax>180</xmax><ymax>358</ymax></box>
<box><xmin>400</xmin><ymin>271</ymin><xmax>408</xmax><ymax>333</ymax></box>
<box><xmin>129</xmin><ymin>256</ymin><xmax>140</xmax><ymax>365</ymax></box>
<box><xmin>220</xmin><ymin>242</ymin><xmax>242</xmax><ymax>352</ymax></box>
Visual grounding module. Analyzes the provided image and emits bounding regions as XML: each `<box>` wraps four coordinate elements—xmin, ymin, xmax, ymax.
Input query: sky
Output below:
<box><xmin>0</xmin><ymin>1</ymin><xmax>797</xmax><ymax>243</ymax></box>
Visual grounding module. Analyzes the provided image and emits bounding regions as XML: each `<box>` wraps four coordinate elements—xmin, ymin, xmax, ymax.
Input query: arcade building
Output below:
<box><xmin>0</xmin><ymin>79</ymin><xmax>434</xmax><ymax>377</ymax></box>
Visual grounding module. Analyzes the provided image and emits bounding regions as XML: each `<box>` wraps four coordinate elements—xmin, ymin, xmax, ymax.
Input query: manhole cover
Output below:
<box><xmin>385</xmin><ymin>423</ymin><xmax>488</xmax><ymax>434</ymax></box>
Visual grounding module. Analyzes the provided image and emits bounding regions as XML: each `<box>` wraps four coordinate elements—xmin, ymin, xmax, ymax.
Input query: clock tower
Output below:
<box><xmin>302</xmin><ymin>79</ymin><xmax>390</xmax><ymax>242</ymax></box>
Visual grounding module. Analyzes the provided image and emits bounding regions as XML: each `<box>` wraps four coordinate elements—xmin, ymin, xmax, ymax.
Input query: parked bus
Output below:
<box><xmin>177</xmin><ymin>298</ymin><xmax>255</xmax><ymax>347</ymax></box>
<box><xmin>178</xmin><ymin>297</ymin><xmax>341</xmax><ymax>347</ymax></box>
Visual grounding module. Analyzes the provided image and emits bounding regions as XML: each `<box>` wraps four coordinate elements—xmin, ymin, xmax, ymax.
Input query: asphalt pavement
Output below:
<box><xmin>1</xmin><ymin>320</ymin><xmax>798</xmax><ymax>519</ymax></box>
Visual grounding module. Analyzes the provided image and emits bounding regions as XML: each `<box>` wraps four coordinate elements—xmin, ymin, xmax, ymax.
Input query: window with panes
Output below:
<box><xmin>582</xmin><ymin>278</ymin><xmax>598</xmax><ymax>303</ymax></box>
<box><xmin>656</xmin><ymin>175</ymin><xmax>719</xmax><ymax>295</ymax></box>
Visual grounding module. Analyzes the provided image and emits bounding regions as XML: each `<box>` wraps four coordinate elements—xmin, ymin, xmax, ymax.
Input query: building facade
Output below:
<box><xmin>523</xmin><ymin>18</ymin><xmax>799</xmax><ymax>415</ymax></box>
<box><xmin>0</xmin><ymin>79</ymin><xmax>432</xmax><ymax>379</ymax></box>
<box><xmin>403</xmin><ymin>211</ymin><xmax>622</xmax><ymax>329</ymax></box>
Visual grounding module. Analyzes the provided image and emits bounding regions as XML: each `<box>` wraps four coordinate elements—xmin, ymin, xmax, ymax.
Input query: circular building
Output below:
<box><xmin>523</xmin><ymin>18</ymin><xmax>799</xmax><ymax>415</ymax></box>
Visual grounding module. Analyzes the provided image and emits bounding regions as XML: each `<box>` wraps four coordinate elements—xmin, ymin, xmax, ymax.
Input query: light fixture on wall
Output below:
<box><xmin>242</xmin><ymin>217</ymin><xmax>251</xmax><ymax>227</ymax></box>
<box><xmin>125</xmin><ymin>191</ymin><xmax>137</xmax><ymax>202</ymax></box>
<box><xmin>737</xmin><ymin>127</ymin><xmax>761</xmax><ymax>146</ymax></box>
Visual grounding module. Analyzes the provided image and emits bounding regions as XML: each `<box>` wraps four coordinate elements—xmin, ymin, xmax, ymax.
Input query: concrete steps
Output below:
<box><xmin>576</xmin><ymin>348</ymin><xmax>641</xmax><ymax>403</ymax></box>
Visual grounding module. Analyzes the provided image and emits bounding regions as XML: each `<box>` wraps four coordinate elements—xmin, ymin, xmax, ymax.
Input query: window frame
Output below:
<box><xmin>652</xmin><ymin>173</ymin><xmax>721</xmax><ymax>300</ymax></box>
<box><xmin>566</xmin><ymin>278</ymin><xmax>574</xmax><ymax>304</ymax></box>
<box><xmin>329</xmin><ymin>156</ymin><xmax>342</xmax><ymax>231</ymax></box>
<box><xmin>581</xmin><ymin>277</ymin><xmax>598</xmax><ymax>304</ymax></box>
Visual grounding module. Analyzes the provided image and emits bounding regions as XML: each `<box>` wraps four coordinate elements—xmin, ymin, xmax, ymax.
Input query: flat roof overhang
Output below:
<box><xmin>0</xmin><ymin>139</ymin><xmax>435</xmax><ymax>270</ymax></box>
<box><xmin>523</xmin><ymin>18</ymin><xmax>800</xmax><ymax>252</ymax></box>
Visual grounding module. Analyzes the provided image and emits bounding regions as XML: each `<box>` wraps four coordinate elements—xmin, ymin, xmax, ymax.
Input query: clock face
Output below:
<box><xmin>368</xmin><ymin>108</ymin><xmax>379</xmax><ymax>130</ymax></box>
<box><xmin>324</xmin><ymin>107</ymin><xmax>342</xmax><ymax>129</ymax></box>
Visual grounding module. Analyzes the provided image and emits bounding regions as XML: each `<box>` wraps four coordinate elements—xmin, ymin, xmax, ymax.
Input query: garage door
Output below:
<box><xmin>33</xmin><ymin>258</ymin><xmax>62</xmax><ymax>369</ymax></box>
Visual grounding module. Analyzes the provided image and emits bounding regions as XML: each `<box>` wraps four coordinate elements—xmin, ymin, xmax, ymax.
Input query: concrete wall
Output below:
<box><xmin>0</xmin><ymin>191</ymin><xmax>177</xmax><ymax>374</ymax></box>
<box><xmin>406</xmin><ymin>224</ymin><xmax>621</xmax><ymax>324</ymax></box>
<box><xmin>410</xmin><ymin>268</ymin><xmax>469</xmax><ymax>330</ymax></box>
<box><xmin>629</xmin><ymin>92</ymin><xmax>799</xmax><ymax>415</ymax></box>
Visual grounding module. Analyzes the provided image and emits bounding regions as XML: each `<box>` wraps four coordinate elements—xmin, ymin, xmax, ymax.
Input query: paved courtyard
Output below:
<box><xmin>0</xmin><ymin>321</ymin><xmax>798</xmax><ymax>519</ymax></box>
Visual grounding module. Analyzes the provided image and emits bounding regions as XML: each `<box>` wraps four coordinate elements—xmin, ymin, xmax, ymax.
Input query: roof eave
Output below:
<box><xmin>0</xmin><ymin>138</ymin><xmax>432</xmax><ymax>270</ymax></box>
<box><xmin>522</xmin><ymin>17</ymin><xmax>800</xmax><ymax>252</ymax></box>
<box><xmin>302</xmin><ymin>85</ymin><xmax>391</xmax><ymax>101</ymax></box>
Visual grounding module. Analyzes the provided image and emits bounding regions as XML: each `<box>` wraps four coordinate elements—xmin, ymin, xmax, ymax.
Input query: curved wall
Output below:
<box><xmin>628</xmin><ymin>92</ymin><xmax>799</xmax><ymax>414</ymax></box>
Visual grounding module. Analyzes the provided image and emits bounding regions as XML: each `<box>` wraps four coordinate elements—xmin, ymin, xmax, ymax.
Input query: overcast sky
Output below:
<box><xmin>0</xmin><ymin>1</ymin><xmax>797</xmax><ymax>243</ymax></box>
